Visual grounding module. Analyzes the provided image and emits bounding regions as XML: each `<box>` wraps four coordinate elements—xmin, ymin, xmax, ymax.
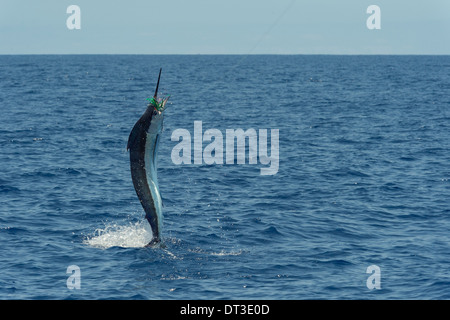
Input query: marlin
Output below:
<box><xmin>127</xmin><ymin>68</ymin><xmax>170</xmax><ymax>247</ymax></box>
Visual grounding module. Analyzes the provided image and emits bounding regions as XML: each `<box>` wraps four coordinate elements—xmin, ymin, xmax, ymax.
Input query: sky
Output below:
<box><xmin>0</xmin><ymin>0</ymin><xmax>449</xmax><ymax>54</ymax></box>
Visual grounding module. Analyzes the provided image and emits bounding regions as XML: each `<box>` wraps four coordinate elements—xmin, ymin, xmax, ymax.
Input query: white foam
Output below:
<box><xmin>85</xmin><ymin>220</ymin><xmax>153</xmax><ymax>249</ymax></box>
<box><xmin>209</xmin><ymin>250</ymin><xmax>244</xmax><ymax>256</ymax></box>
<box><xmin>188</xmin><ymin>248</ymin><xmax>245</xmax><ymax>256</ymax></box>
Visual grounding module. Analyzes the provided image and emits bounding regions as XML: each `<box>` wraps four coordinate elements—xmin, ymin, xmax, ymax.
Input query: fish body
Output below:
<box><xmin>127</xmin><ymin>69</ymin><xmax>169</xmax><ymax>246</ymax></box>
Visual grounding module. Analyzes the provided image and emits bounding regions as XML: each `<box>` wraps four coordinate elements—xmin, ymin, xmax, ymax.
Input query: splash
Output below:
<box><xmin>85</xmin><ymin>220</ymin><xmax>153</xmax><ymax>249</ymax></box>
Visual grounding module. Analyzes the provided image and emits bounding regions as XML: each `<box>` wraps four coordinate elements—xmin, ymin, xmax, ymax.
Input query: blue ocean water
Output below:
<box><xmin>0</xmin><ymin>55</ymin><xmax>449</xmax><ymax>299</ymax></box>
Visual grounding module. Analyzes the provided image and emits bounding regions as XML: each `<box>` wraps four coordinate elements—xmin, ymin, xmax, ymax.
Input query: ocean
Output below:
<box><xmin>0</xmin><ymin>55</ymin><xmax>449</xmax><ymax>300</ymax></box>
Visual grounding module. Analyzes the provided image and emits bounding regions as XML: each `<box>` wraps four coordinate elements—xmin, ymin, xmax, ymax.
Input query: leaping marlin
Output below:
<box><xmin>127</xmin><ymin>68</ymin><xmax>169</xmax><ymax>247</ymax></box>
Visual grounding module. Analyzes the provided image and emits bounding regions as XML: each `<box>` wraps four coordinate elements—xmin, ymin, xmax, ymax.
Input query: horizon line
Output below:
<box><xmin>1</xmin><ymin>53</ymin><xmax>450</xmax><ymax>56</ymax></box>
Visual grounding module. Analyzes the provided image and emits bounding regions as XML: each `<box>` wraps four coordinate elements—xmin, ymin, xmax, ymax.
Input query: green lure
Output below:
<box><xmin>146</xmin><ymin>96</ymin><xmax>169</xmax><ymax>112</ymax></box>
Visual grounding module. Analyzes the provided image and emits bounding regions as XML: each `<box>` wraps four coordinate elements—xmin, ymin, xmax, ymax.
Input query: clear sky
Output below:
<box><xmin>1</xmin><ymin>0</ymin><xmax>449</xmax><ymax>54</ymax></box>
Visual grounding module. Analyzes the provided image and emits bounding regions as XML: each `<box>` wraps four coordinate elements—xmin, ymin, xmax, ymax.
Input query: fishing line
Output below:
<box><xmin>229</xmin><ymin>0</ymin><xmax>297</xmax><ymax>73</ymax></box>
